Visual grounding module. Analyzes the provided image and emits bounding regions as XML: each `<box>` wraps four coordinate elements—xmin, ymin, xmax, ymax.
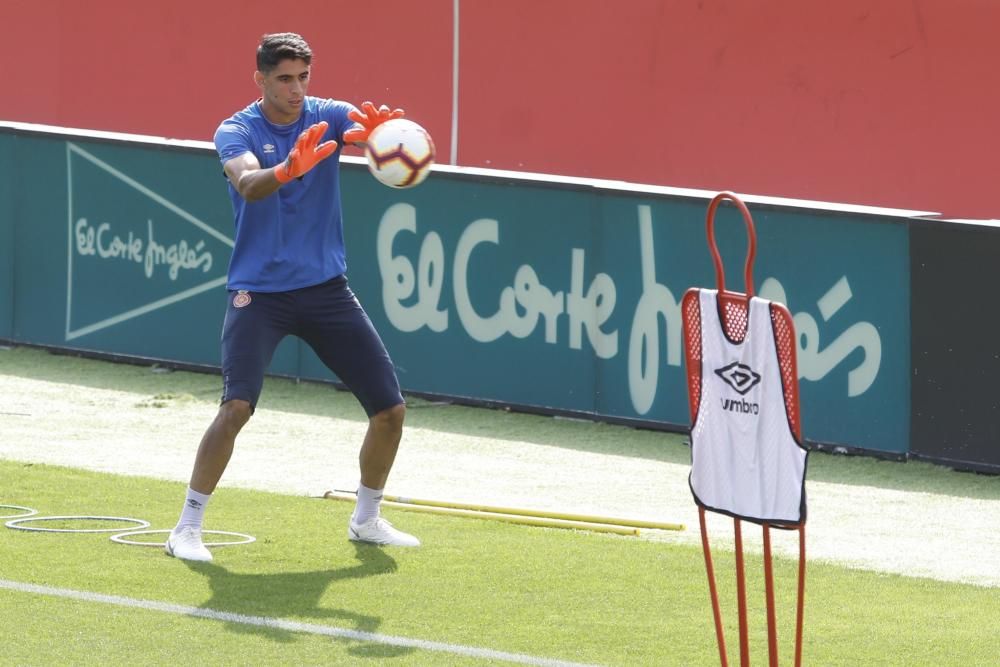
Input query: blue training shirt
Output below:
<box><xmin>214</xmin><ymin>97</ymin><xmax>358</xmax><ymax>292</ymax></box>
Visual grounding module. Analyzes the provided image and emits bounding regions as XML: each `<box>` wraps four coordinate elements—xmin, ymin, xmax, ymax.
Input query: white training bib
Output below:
<box><xmin>689</xmin><ymin>290</ymin><xmax>807</xmax><ymax>524</ymax></box>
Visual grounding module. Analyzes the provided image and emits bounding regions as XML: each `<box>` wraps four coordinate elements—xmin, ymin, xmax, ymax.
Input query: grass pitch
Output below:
<box><xmin>1</xmin><ymin>346</ymin><xmax>999</xmax><ymax>665</ymax></box>
<box><xmin>1</xmin><ymin>460</ymin><xmax>998</xmax><ymax>666</ymax></box>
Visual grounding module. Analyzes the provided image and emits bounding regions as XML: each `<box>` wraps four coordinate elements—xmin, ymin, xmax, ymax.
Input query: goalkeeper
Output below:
<box><xmin>165</xmin><ymin>32</ymin><xmax>417</xmax><ymax>562</ymax></box>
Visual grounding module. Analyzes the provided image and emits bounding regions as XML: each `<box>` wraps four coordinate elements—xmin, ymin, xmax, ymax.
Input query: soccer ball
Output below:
<box><xmin>365</xmin><ymin>118</ymin><xmax>436</xmax><ymax>189</ymax></box>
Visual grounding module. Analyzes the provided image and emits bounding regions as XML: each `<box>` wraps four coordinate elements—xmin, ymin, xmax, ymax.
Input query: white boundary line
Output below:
<box><xmin>0</xmin><ymin>579</ymin><xmax>601</xmax><ymax>667</ymax></box>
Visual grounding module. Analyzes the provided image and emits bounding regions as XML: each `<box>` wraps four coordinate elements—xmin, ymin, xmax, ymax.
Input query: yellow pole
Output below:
<box><xmin>323</xmin><ymin>491</ymin><xmax>640</xmax><ymax>536</ymax></box>
<box><xmin>331</xmin><ymin>489</ymin><xmax>684</xmax><ymax>531</ymax></box>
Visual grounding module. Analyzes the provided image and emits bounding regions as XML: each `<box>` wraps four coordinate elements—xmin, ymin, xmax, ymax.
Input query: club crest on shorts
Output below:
<box><xmin>233</xmin><ymin>290</ymin><xmax>252</xmax><ymax>308</ymax></box>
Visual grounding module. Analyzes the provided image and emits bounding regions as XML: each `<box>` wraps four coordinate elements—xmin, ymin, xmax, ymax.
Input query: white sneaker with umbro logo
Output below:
<box><xmin>348</xmin><ymin>517</ymin><xmax>420</xmax><ymax>547</ymax></box>
<box><xmin>165</xmin><ymin>526</ymin><xmax>213</xmax><ymax>561</ymax></box>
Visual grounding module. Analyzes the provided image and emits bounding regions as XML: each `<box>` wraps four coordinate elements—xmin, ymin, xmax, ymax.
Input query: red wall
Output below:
<box><xmin>5</xmin><ymin>0</ymin><xmax>996</xmax><ymax>218</ymax></box>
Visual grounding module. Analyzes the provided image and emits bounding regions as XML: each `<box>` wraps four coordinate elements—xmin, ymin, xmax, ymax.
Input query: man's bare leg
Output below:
<box><xmin>166</xmin><ymin>400</ymin><xmax>252</xmax><ymax>561</ymax></box>
<box><xmin>349</xmin><ymin>403</ymin><xmax>419</xmax><ymax>546</ymax></box>
<box><xmin>358</xmin><ymin>402</ymin><xmax>405</xmax><ymax>490</ymax></box>
<box><xmin>189</xmin><ymin>400</ymin><xmax>253</xmax><ymax>494</ymax></box>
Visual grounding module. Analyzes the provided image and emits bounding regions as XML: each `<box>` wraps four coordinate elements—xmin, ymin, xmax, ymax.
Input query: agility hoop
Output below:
<box><xmin>5</xmin><ymin>515</ymin><xmax>150</xmax><ymax>533</ymax></box>
<box><xmin>0</xmin><ymin>505</ymin><xmax>38</xmax><ymax>519</ymax></box>
<box><xmin>110</xmin><ymin>529</ymin><xmax>256</xmax><ymax>548</ymax></box>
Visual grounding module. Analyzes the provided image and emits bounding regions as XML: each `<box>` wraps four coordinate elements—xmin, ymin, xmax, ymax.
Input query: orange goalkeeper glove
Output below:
<box><xmin>274</xmin><ymin>121</ymin><xmax>338</xmax><ymax>184</ymax></box>
<box><xmin>343</xmin><ymin>101</ymin><xmax>405</xmax><ymax>144</ymax></box>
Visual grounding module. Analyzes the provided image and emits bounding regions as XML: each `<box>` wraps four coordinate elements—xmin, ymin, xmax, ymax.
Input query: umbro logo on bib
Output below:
<box><xmin>714</xmin><ymin>361</ymin><xmax>761</xmax><ymax>395</ymax></box>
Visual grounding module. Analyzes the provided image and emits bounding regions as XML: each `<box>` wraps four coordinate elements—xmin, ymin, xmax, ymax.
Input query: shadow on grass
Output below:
<box><xmin>3</xmin><ymin>346</ymin><xmax>998</xmax><ymax>500</ymax></box>
<box><xmin>184</xmin><ymin>542</ymin><xmax>412</xmax><ymax>658</ymax></box>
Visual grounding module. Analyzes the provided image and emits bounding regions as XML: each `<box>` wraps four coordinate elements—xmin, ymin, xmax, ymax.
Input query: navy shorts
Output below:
<box><xmin>219</xmin><ymin>275</ymin><xmax>403</xmax><ymax>417</ymax></box>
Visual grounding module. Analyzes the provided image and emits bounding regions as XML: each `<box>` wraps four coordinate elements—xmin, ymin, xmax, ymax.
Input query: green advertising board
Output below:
<box><xmin>340</xmin><ymin>170</ymin><xmax>909</xmax><ymax>453</ymax></box>
<box><xmin>0</xmin><ymin>134</ymin><xmax>12</xmax><ymax>340</ymax></box>
<box><xmin>1</xmin><ymin>126</ymin><xmax>911</xmax><ymax>455</ymax></box>
<box><xmin>6</xmin><ymin>134</ymin><xmax>286</xmax><ymax>370</ymax></box>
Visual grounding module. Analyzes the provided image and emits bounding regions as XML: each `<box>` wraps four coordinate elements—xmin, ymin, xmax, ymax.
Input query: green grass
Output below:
<box><xmin>2</xmin><ymin>345</ymin><xmax>999</xmax><ymax>665</ymax></box>
<box><xmin>2</xmin><ymin>345</ymin><xmax>998</xmax><ymax>502</ymax></box>
<box><xmin>1</xmin><ymin>460</ymin><xmax>998</xmax><ymax>666</ymax></box>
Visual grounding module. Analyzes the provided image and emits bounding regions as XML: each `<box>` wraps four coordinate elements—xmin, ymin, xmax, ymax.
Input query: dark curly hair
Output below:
<box><xmin>256</xmin><ymin>33</ymin><xmax>312</xmax><ymax>73</ymax></box>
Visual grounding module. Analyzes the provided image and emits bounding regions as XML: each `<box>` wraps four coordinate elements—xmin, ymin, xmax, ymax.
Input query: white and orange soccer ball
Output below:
<box><xmin>364</xmin><ymin>118</ymin><xmax>436</xmax><ymax>189</ymax></box>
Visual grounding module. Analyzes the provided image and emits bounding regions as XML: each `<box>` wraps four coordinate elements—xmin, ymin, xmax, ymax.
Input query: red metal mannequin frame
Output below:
<box><xmin>681</xmin><ymin>192</ymin><xmax>806</xmax><ymax>667</ymax></box>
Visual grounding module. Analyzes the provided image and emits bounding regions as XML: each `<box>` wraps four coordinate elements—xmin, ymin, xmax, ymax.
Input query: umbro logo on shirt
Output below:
<box><xmin>714</xmin><ymin>361</ymin><xmax>762</xmax><ymax>396</ymax></box>
<box><xmin>263</xmin><ymin>144</ymin><xmax>276</xmax><ymax>153</ymax></box>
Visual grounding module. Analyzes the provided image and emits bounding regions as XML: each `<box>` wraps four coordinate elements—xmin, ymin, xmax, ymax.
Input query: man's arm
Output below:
<box><xmin>223</xmin><ymin>121</ymin><xmax>338</xmax><ymax>202</ymax></box>
<box><xmin>223</xmin><ymin>151</ymin><xmax>283</xmax><ymax>202</ymax></box>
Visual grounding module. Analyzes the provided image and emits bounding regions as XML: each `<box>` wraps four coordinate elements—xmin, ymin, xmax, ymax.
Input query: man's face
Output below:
<box><xmin>256</xmin><ymin>58</ymin><xmax>310</xmax><ymax>123</ymax></box>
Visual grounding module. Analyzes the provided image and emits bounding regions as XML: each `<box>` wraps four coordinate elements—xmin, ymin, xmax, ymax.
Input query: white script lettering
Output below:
<box><xmin>628</xmin><ymin>205</ymin><xmax>682</xmax><ymax>415</ymax></box>
<box><xmin>74</xmin><ymin>217</ymin><xmax>213</xmax><ymax>281</ymax></box>
<box><xmin>759</xmin><ymin>276</ymin><xmax>881</xmax><ymax>396</ymax></box>
<box><xmin>376</xmin><ymin>203</ymin><xmax>448</xmax><ymax>332</ymax></box>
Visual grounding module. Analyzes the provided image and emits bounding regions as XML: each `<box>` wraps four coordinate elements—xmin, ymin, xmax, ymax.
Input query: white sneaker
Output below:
<box><xmin>165</xmin><ymin>526</ymin><xmax>213</xmax><ymax>562</ymax></box>
<box><xmin>348</xmin><ymin>516</ymin><xmax>420</xmax><ymax>547</ymax></box>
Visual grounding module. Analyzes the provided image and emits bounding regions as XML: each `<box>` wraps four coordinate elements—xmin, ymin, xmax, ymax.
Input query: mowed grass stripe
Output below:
<box><xmin>0</xmin><ymin>579</ymin><xmax>598</xmax><ymax>667</ymax></box>
<box><xmin>1</xmin><ymin>461</ymin><xmax>999</xmax><ymax>666</ymax></box>
<box><xmin>1</xmin><ymin>461</ymin><xmax>701</xmax><ymax>665</ymax></box>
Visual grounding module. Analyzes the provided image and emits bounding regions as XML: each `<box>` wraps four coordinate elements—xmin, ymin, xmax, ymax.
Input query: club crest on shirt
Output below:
<box><xmin>233</xmin><ymin>290</ymin><xmax>252</xmax><ymax>308</ymax></box>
